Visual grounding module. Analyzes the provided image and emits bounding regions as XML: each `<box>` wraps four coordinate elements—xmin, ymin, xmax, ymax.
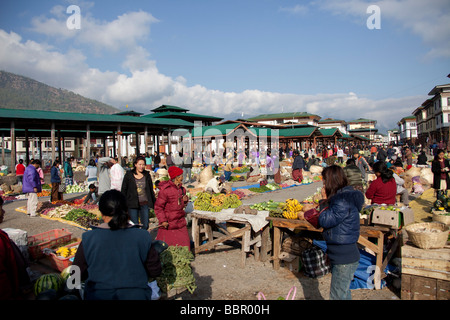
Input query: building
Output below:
<box><xmin>246</xmin><ymin>112</ymin><xmax>321</xmax><ymax>127</ymax></box>
<box><xmin>397</xmin><ymin>115</ymin><xmax>417</xmax><ymax>145</ymax></box>
<box><xmin>413</xmin><ymin>84</ymin><xmax>450</xmax><ymax>148</ymax></box>
<box><xmin>347</xmin><ymin>118</ymin><xmax>378</xmax><ymax>140</ymax></box>
<box><xmin>318</xmin><ymin>118</ymin><xmax>348</xmax><ymax>134</ymax></box>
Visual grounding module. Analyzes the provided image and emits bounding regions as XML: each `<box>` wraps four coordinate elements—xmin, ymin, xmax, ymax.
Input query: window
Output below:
<box><xmin>65</xmin><ymin>141</ymin><xmax>72</xmax><ymax>148</ymax></box>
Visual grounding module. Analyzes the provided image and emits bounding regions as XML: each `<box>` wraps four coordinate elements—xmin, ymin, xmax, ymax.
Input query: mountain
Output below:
<box><xmin>0</xmin><ymin>70</ymin><xmax>120</xmax><ymax>114</ymax></box>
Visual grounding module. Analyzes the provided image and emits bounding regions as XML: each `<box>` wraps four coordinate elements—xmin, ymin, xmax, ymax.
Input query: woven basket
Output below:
<box><xmin>405</xmin><ymin>222</ymin><xmax>449</xmax><ymax>249</ymax></box>
<box><xmin>431</xmin><ymin>210</ymin><xmax>450</xmax><ymax>226</ymax></box>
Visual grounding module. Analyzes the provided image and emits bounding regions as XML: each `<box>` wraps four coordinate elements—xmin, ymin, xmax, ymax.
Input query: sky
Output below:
<box><xmin>0</xmin><ymin>0</ymin><xmax>449</xmax><ymax>134</ymax></box>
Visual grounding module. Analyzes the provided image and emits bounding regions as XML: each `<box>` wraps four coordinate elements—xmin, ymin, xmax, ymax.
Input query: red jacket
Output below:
<box><xmin>15</xmin><ymin>163</ymin><xmax>25</xmax><ymax>175</ymax></box>
<box><xmin>365</xmin><ymin>176</ymin><xmax>397</xmax><ymax>205</ymax></box>
<box><xmin>154</xmin><ymin>180</ymin><xmax>190</xmax><ymax>247</ymax></box>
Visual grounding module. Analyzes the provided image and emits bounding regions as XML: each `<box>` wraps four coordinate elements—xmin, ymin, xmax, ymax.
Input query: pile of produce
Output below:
<box><xmin>55</xmin><ymin>246</ymin><xmax>78</xmax><ymax>258</ymax></box>
<box><xmin>154</xmin><ymin>246</ymin><xmax>196</xmax><ymax>294</ymax></box>
<box><xmin>65</xmin><ymin>184</ymin><xmax>88</xmax><ymax>194</ymax></box>
<box><xmin>229</xmin><ymin>190</ymin><xmax>246</xmax><ymax>199</ymax></box>
<box><xmin>433</xmin><ymin>191</ymin><xmax>450</xmax><ymax>211</ymax></box>
<box><xmin>194</xmin><ymin>192</ymin><xmax>242</xmax><ymax>212</ymax></box>
<box><xmin>267</xmin><ymin>198</ymin><xmax>303</xmax><ymax>219</ymax></box>
<box><xmin>250</xmin><ymin>200</ymin><xmax>284</xmax><ymax>211</ymax></box>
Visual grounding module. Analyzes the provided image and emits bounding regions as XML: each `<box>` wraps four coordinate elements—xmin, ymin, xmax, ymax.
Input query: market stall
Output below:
<box><xmin>191</xmin><ymin>208</ymin><xmax>271</xmax><ymax>267</ymax></box>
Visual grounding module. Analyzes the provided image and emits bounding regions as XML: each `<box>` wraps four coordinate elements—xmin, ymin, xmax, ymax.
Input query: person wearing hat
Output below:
<box><xmin>121</xmin><ymin>156</ymin><xmax>156</xmax><ymax>230</ymax></box>
<box><xmin>353</xmin><ymin>150</ymin><xmax>371</xmax><ymax>182</ymax></box>
<box><xmin>154</xmin><ymin>166</ymin><xmax>191</xmax><ymax>248</ymax></box>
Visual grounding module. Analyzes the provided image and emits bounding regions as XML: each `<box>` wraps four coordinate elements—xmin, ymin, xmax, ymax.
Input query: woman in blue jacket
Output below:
<box><xmin>304</xmin><ymin>165</ymin><xmax>364</xmax><ymax>300</ymax></box>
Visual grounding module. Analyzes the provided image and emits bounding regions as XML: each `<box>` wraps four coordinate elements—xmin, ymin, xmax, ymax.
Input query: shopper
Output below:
<box><xmin>291</xmin><ymin>150</ymin><xmax>306</xmax><ymax>183</ymax></box>
<box><xmin>431</xmin><ymin>149</ymin><xmax>450</xmax><ymax>192</ymax></box>
<box><xmin>97</xmin><ymin>157</ymin><xmax>113</xmax><ymax>196</ymax></box>
<box><xmin>64</xmin><ymin>157</ymin><xmax>74</xmax><ymax>186</ymax></box>
<box><xmin>50</xmin><ymin>160</ymin><xmax>63</xmax><ymax>202</ymax></box>
<box><xmin>15</xmin><ymin>159</ymin><xmax>25</xmax><ymax>186</ymax></box>
<box><xmin>181</xmin><ymin>152</ymin><xmax>193</xmax><ymax>183</ymax></box>
<box><xmin>72</xmin><ymin>190</ymin><xmax>162</xmax><ymax>300</ymax></box>
<box><xmin>365</xmin><ymin>161</ymin><xmax>397</xmax><ymax>205</ymax></box>
<box><xmin>343</xmin><ymin>158</ymin><xmax>365</xmax><ymax>193</ymax></box>
<box><xmin>110</xmin><ymin>157</ymin><xmax>124</xmax><ymax>191</ymax></box>
<box><xmin>121</xmin><ymin>156</ymin><xmax>156</xmax><ymax>230</ymax></box>
<box><xmin>22</xmin><ymin>160</ymin><xmax>42</xmax><ymax>217</ymax></box>
<box><xmin>154</xmin><ymin>166</ymin><xmax>190</xmax><ymax>248</ymax></box>
<box><xmin>303</xmin><ymin>165</ymin><xmax>363</xmax><ymax>300</ymax></box>
<box><xmin>85</xmin><ymin>159</ymin><xmax>98</xmax><ymax>185</ymax></box>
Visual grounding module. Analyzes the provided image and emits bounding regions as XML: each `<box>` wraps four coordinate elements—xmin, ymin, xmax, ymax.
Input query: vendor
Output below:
<box><xmin>84</xmin><ymin>183</ymin><xmax>99</xmax><ymax>205</ymax></box>
<box><xmin>365</xmin><ymin>161</ymin><xmax>397</xmax><ymax>205</ymax></box>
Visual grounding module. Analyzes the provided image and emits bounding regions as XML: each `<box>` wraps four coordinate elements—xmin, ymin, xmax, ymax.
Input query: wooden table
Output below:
<box><xmin>267</xmin><ymin>217</ymin><xmax>400</xmax><ymax>290</ymax></box>
<box><xmin>191</xmin><ymin>212</ymin><xmax>271</xmax><ymax>268</ymax></box>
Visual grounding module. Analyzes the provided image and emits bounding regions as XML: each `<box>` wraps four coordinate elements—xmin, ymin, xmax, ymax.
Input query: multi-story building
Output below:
<box><xmin>318</xmin><ymin>118</ymin><xmax>348</xmax><ymax>134</ymax></box>
<box><xmin>347</xmin><ymin>118</ymin><xmax>378</xmax><ymax>141</ymax></box>
<box><xmin>246</xmin><ymin>112</ymin><xmax>321</xmax><ymax>126</ymax></box>
<box><xmin>413</xmin><ymin>84</ymin><xmax>450</xmax><ymax>148</ymax></box>
<box><xmin>397</xmin><ymin>116</ymin><xmax>417</xmax><ymax>145</ymax></box>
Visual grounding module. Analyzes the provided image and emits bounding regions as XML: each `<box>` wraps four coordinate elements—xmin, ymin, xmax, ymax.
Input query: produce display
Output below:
<box><xmin>265</xmin><ymin>198</ymin><xmax>303</xmax><ymax>219</ymax></box>
<box><xmin>33</xmin><ymin>273</ymin><xmax>64</xmax><ymax>296</ymax></box>
<box><xmin>194</xmin><ymin>192</ymin><xmax>242</xmax><ymax>212</ymax></box>
<box><xmin>282</xmin><ymin>198</ymin><xmax>303</xmax><ymax>219</ymax></box>
<box><xmin>56</xmin><ymin>246</ymin><xmax>77</xmax><ymax>258</ymax></box>
<box><xmin>250</xmin><ymin>200</ymin><xmax>284</xmax><ymax>211</ymax></box>
<box><xmin>154</xmin><ymin>245</ymin><xmax>197</xmax><ymax>294</ymax></box>
<box><xmin>64</xmin><ymin>184</ymin><xmax>88</xmax><ymax>194</ymax></box>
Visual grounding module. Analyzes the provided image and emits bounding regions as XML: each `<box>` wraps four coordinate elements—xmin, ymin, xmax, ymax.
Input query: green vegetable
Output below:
<box><xmin>153</xmin><ymin>246</ymin><xmax>196</xmax><ymax>294</ymax></box>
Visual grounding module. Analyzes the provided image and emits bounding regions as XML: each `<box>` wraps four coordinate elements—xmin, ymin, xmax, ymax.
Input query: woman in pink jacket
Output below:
<box><xmin>154</xmin><ymin>166</ymin><xmax>190</xmax><ymax>248</ymax></box>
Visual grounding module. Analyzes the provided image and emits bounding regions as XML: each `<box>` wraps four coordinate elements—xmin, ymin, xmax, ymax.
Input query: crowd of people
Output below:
<box><xmin>4</xmin><ymin>139</ymin><xmax>447</xmax><ymax>301</ymax></box>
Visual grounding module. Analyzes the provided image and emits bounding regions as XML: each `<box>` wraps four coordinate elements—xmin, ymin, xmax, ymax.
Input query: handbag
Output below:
<box><xmin>58</xmin><ymin>181</ymin><xmax>66</xmax><ymax>193</ymax></box>
<box><xmin>300</xmin><ymin>246</ymin><xmax>331</xmax><ymax>278</ymax></box>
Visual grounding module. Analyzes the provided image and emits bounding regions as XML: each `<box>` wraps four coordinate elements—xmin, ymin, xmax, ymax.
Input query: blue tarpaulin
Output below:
<box><xmin>312</xmin><ymin>240</ymin><xmax>397</xmax><ymax>290</ymax></box>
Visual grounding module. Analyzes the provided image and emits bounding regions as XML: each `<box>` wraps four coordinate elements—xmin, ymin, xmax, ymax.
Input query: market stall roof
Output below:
<box><xmin>277</xmin><ymin>126</ymin><xmax>322</xmax><ymax>138</ymax></box>
<box><xmin>318</xmin><ymin>128</ymin><xmax>344</xmax><ymax>138</ymax></box>
<box><xmin>142</xmin><ymin>111</ymin><xmax>223</xmax><ymax>123</ymax></box>
<box><xmin>0</xmin><ymin>108</ymin><xmax>194</xmax><ymax>136</ymax></box>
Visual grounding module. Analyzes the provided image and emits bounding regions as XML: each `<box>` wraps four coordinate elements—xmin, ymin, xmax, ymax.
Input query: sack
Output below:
<box><xmin>300</xmin><ymin>246</ymin><xmax>331</xmax><ymax>278</ymax></box>
<box><xmin>58</xmin><ymin>182</ymin><xmax>66</xmax><ymax>193</ymax></box>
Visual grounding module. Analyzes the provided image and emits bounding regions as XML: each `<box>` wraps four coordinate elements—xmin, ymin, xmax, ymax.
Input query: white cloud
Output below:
<box><xmin>0</xmin><ymin>8</ymin><xmax>428</xmax><ymax>133</ymax></box>
<box><xmin>30</xmin><ymin>6</ymin><xmax>158</xmax><ymax>52</ymax></box>
<box><xmin>313</xmin><ymin>0</ymin><xmax>450</xmax><ymax>58</ymax></box>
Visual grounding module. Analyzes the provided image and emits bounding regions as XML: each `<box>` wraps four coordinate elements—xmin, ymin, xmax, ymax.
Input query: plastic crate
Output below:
<box><xmin>45</xmin><ymin>239</ymin><xmax>81</xmax><ymax>272</ymax></box>
<box><xmin>28</xmin><ymin>229</ymin><xmax>73</xmax><ymax>260</ymax></box>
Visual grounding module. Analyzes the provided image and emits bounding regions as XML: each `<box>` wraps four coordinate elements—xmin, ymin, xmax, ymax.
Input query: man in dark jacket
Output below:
<box><xmin>343</xmin><ymin>158</ymin><xmax>364</xmax><ymax>193</ymax></box>
<box><xmin>291</xmin><ymin>150</ymin><xmax>306</xmax><ymax>182</ymax></box>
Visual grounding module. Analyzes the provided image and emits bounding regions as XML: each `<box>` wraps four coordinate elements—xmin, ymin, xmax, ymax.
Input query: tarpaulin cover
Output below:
<box><xmin>312</xmin><ymin>240</ymin><xmax>397</xmax><ymax>290</ymax></box>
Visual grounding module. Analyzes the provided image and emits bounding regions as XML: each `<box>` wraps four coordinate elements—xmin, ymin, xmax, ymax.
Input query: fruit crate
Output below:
<box><xmin>28</xmin><ymin>229</ymin><xmax>73</xmax><ymax>260</ymax></box>
<box><xmin>45</xmin><ymin>239</ymin><xmax>81</xmax><ymax>272</ymax></box>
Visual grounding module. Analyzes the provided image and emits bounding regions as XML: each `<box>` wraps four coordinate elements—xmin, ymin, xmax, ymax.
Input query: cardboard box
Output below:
<box><xmin>371</xmin><ymin>206</ymin><xmax>414</xmax><ymax>229</ymax></box>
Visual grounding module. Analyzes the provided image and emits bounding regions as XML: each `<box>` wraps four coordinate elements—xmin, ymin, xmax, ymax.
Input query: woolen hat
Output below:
<box><xmin>168</xmin><ymin>166</ymin><xmax>183</xmax><ymax>179</ymax></box>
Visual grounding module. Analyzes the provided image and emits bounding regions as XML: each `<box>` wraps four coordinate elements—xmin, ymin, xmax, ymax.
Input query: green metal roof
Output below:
<box><xmin>0</xmin><ymin>108</ymin><xmax>194</xmax><ymax>127</ymax></box>
<box><xmin>246</xmin><ymin>112</ymin><xmax>320</xmax><ymax>121</ymax></box>
<box><xmin>150</xmin><ymin>105</ymin><xmax>189</xmax><ymax>113</ymax></box>
<box><xmin>318</xmin><ymin>128</ymin><xmax>343</xmax><ymax>137</ymax></box>
<box><xmin>142</xmin><ymin>111</ymin><xmax>223</xmax><ymax>121</ymax></box>
<box><xmin>278</xmin><ymin>127</ymin><xmax>319</xmax><ymax>138</ymax></box>
<box><xmin>192</xmin><ymin>123</ymin><xmax>242</xmax><ymax>138</ymax></box>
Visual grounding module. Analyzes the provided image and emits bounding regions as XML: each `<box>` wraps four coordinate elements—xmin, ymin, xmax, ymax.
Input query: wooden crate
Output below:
<box><xmin>401</xmin><ymin>242</ymin><xmax>450</xmax><ymax>281</ymax></box>
<box><xmin>401</xmin><ymin>274</ymin><xmax>450</xmax><ymax>300</ymax></box>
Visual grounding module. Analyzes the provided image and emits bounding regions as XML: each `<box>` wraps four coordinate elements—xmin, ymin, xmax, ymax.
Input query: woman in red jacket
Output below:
<box><xmin>154</xmin><ymin>166</ymin><xmax>190</xmax><ymax>248</ymax></box>
<box><xmin>365</xmin><ymin>161</ymin><xmax>397</xmax><ymax>205</ymax></box>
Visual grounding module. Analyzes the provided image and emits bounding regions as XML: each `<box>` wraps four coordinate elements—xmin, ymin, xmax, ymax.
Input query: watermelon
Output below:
<box><xmin>60</xmin><ymin>266</ymin><xmax>75</xmax><ymax>282</ymax></box>
<box><xmin>34</xmin><ymin>273</ymin><xmax>63</xmax><ymax>296</ymax></box>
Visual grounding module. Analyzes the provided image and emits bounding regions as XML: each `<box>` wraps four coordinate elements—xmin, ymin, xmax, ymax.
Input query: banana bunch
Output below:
<box><xmin>56</xmin><ymin>246</ymin><xmax>77</xmax><ymax>258</ymax></box>
<box><xmin>283</xmin><ymin>198</ymin><xmax>303</xmax><ymax>219</ymax></box>
<box><xmin>211</xmin><ymin>194</ymin><xmax>226</xmax><ymax>206</ymax></box>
